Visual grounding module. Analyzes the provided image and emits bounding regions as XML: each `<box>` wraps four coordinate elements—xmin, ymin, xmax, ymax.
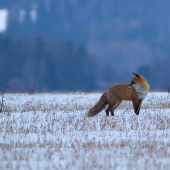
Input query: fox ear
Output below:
<box><xmin>132</xmin><ymin>73</ymin><xmax>139</xmax><ymax>78</ymax></box>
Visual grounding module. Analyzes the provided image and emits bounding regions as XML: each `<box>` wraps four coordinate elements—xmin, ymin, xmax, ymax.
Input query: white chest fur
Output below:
<box><xmin>130</xmin><ymin>84</ymin><xmax>148</xmax><ymax>100</ymax></box>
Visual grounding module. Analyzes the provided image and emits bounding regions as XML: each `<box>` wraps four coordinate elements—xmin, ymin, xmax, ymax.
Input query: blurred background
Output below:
<box><xmin>0</xmin><ymin>0</ymin><xmax>170</xmax><ymax>92</ymax></box>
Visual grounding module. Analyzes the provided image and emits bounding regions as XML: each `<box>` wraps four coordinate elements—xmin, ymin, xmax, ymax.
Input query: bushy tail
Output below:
<box><xmin>85</xmin><ymin>92</ymin><xmax>108</xmax><ymax>117</ymax></box>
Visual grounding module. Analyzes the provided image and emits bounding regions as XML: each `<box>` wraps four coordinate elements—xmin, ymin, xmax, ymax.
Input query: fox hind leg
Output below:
<box><xmin>110</xmin><ymin>109</ymin><xmax>114</xmax><ymax>116</ymax></box>
<box><xmin>110</xmin><ymin>101</ymin><xmax>122</xmax><ymax>116</ymax></box>
<box><xmin>105</xmin><ymin>105</ymin><xmax>113</xmax><ymax>116</ymax></box>
<box><xmin>105</xmin><ymin>101</ymin><xmax>121</xmax><ymax>116</ymax></box>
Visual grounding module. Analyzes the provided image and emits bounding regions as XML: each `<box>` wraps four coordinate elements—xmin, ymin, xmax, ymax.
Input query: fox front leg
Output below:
<box><xmin>135</xmin><ymin>105</ymin><xmax>140</xmax><ymax>115</ymax></box>
<box><xmin>136</xmin><ymin>99</ymin><xmax>142</xmax><ymax>115</ymax></box>
<box><xmin>132</xmin><ymin>99</ymin><xmax>142</xmax><ymax>115</ymax></box>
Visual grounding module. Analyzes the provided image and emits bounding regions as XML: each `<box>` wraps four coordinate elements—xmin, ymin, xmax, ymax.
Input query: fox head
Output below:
<box><xmin>127</xmin><ymin>73</ymin><xmax>150</xmax><ymax>92</ymax></box>
<box><xmin>127</xmin><ymin>73</ymin><xmax>140</xmax><ymax>89</ymax></box>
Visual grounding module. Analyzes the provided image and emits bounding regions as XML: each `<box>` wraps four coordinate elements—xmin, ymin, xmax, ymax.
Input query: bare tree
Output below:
<box><xmin>0</xmin><ymin>84</ymin><xmax>14</xmax><ymax>112</ymax></box>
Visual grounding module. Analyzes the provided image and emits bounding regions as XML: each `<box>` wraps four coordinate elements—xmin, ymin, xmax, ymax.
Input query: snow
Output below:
<box><xmin>0</xmin><ymin>9</ymin><xmax>8</xmax><ymax>32</ymax></box>
<box><xmin>0</xmin><ymin>92</ymin><xmax>170</xmax><ymax>170</ymax></box>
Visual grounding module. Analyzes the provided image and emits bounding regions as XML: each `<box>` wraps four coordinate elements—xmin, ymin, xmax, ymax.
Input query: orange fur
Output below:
<box><xmin>85</xmin><ymin>73</ymin><xmax>149</xmax><ymax>117</ymax></box>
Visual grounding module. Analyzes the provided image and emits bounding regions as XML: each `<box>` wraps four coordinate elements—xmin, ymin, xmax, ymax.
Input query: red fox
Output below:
<box><xmin>85</xmin><ymin>73</ymin><xmax>149</xmax><ymax>117</ymax></box>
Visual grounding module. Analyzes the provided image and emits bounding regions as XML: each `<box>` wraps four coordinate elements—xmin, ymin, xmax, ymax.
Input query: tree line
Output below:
<box><xmin>0</xmin><ymin>35</ymin><xmax>96</xmax><ymax>92</ymax></box>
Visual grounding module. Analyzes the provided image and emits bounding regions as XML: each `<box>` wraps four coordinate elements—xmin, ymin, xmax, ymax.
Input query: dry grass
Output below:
<box><xmin>0</xmin><ymin>92</ymin><xmax>170</xmax><ymax>170</ymax></box>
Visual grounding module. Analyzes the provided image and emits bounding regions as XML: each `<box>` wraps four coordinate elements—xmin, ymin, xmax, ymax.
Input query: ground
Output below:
<box><xmin>0</xmin><ymin>92</ymin><xmax>170</xmax><ymax>170</ymax></box>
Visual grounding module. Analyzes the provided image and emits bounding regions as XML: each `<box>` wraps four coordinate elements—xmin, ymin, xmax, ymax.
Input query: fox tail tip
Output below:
<box><xmin>84</xmin><ymin>111</ymin><xmax>91</xmax><ymax>118</ymax></box>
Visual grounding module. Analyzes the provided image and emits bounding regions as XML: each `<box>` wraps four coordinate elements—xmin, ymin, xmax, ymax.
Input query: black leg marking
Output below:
<box><xmin>110</xmin><ymin>110</ymin><xmax>114</xmax><ymax>116</ymax></box>
<box><xmin>135</xmin><ymin>105</ymin><xmax>140</xmax><ymax>115</ymax></box>
<box><xmin>105</xmin><ymin>109</ymin><xmax>109</xmax><ymax>116</ymax></box>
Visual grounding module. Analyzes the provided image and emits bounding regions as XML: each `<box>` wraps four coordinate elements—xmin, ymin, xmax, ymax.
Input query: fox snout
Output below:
<box><xmin>127</xmin><ymin>85</ymin><xmax>135</xmax><ymax>89</ymax></box>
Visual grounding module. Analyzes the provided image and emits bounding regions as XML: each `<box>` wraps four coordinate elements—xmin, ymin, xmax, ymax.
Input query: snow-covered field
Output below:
<box><xmin>0</xmin><ymin>92</ymin><xmax>170</xmax><ymax>170</ymax></box>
